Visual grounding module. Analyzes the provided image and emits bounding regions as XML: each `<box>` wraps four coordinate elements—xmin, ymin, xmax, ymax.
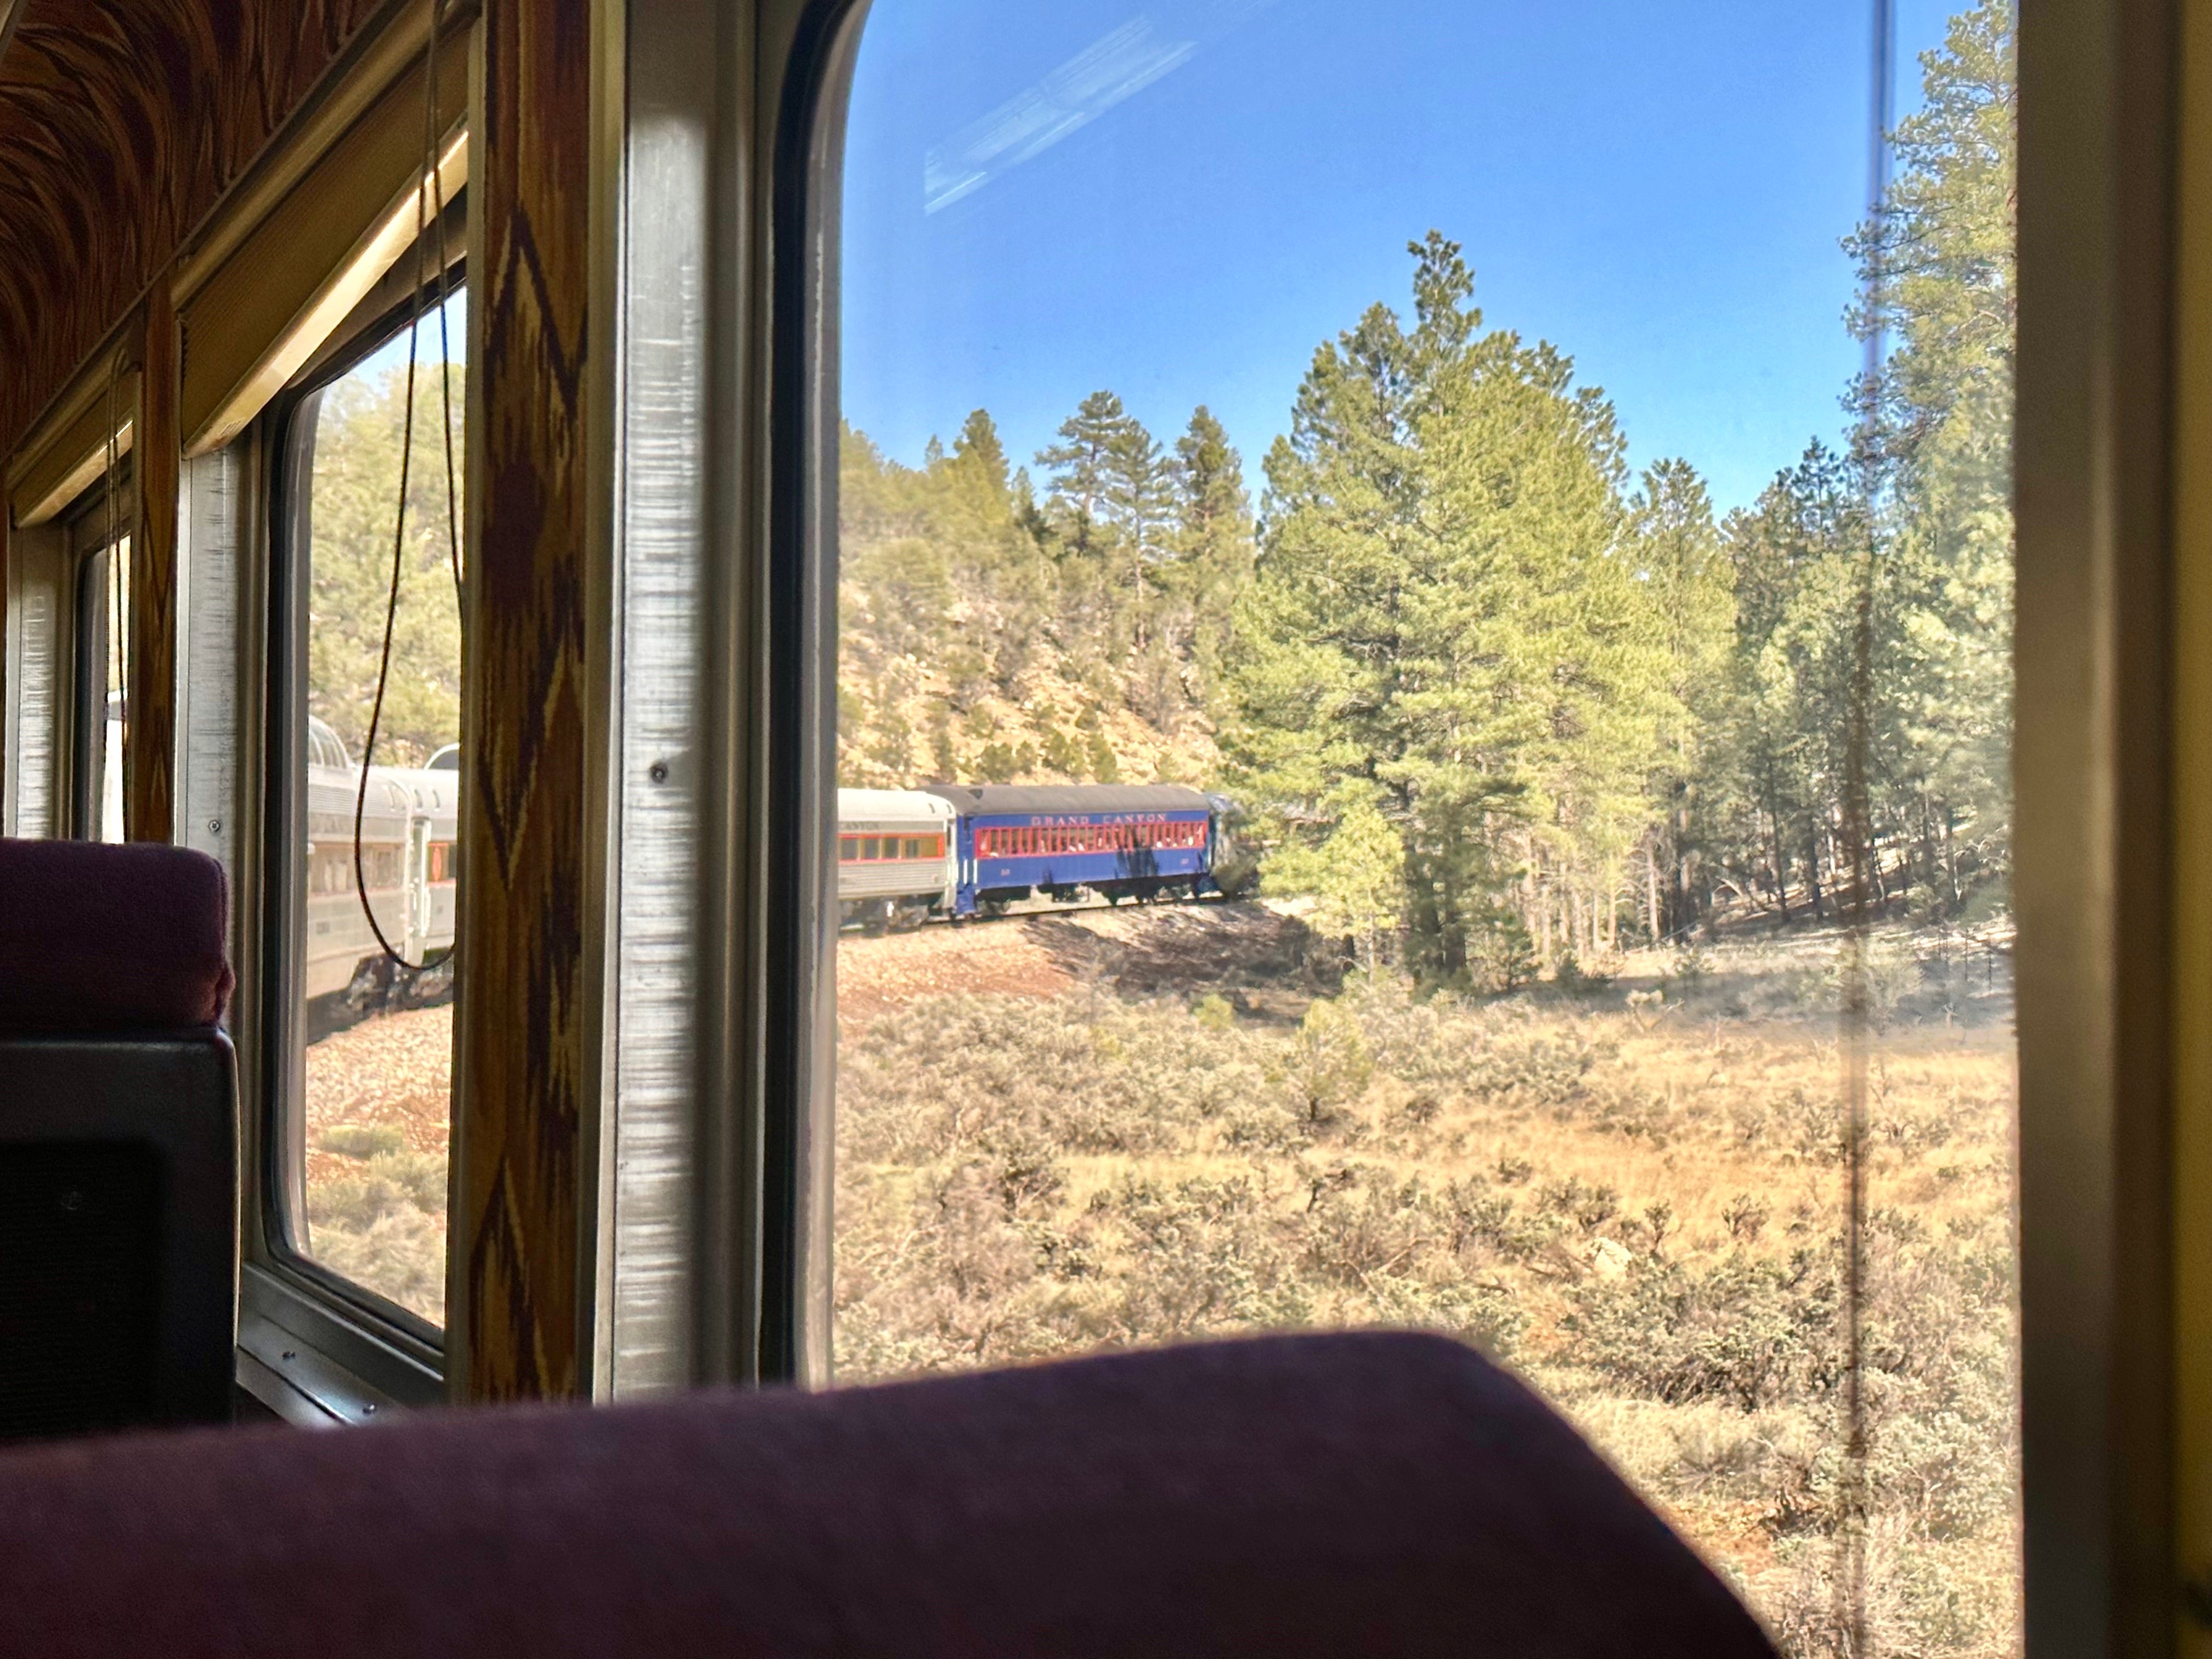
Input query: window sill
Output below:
<box><xmin>234</xmin><ymin>1261</ymin><xmax>442</xmax><ymax>1425</ymax></box>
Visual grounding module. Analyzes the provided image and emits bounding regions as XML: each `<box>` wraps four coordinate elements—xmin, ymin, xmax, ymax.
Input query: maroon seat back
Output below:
<box><xmin>0</xmin><ymin>839</ymin><xmax>232</xmax><ymax>1031</ymax></box>
<box><xmin>0</xmin><ymin>1332</ymin><xmax>1774</xmax><ymax>1657</ymax></box>
<box><xmin>0</xmin><ymin>838</ymin><xmax>237</xmax><ymax>1440</ymax></box>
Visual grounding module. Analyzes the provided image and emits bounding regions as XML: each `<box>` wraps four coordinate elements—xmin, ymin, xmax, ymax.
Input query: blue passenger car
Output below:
<box><xmin>921</xmin><ymin>784</ymin><xmax>1217</xmax><ymax>916</ymax></box>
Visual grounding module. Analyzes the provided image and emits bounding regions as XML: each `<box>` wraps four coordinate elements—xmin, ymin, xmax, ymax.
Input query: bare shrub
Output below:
<box><xmin>1082</xmin><ymin>1173</ymin><xmax>1312</xmax><ymax>1341</ymax></box>
<box><xmin>1724</xmin><ymin>1192</ymin><xmax>1772</xmax><ymax>1243</ymax></box>
<box><xmin>308</xmin><ymin>1206</ymin><xmax>445</xmax><ymax>1320</ymax></box>
<box><xmin>834</xmin><ymin>923</ymin><xmax>2019</xmax><ymax>1659</ymax></box>
<box><xmin>1289</xmin><ymin>997</ymin><xmax>1372</xmax><ymax>1126</ymax></box>
<box><xmin>308</xmin><ymin>1150</ymin><xmax>446</xmax><ymax>1232</ymax></box>
<box><xmin>1565</xmin><ymin>1246</ymin><xmax>1839</xmax><ymax>1412</ymax></box>
<box><xmin>318</xmin><ymin>1122</ymin><xmax>406</xmax><ymax>1160</ymax></box>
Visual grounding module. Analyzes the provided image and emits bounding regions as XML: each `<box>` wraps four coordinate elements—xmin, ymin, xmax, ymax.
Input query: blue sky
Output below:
<box><xmin>841</xmin><ymin>0</ymin><xmax>1961</xmax><ymax>515</ymax></box>
<box><xmin>352</xmin><ymin>288</ymin><xmax>466</xmax><ymax>382</ymax></box>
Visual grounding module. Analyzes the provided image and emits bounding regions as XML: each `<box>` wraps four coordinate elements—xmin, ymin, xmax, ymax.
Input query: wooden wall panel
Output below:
<box><xmin>0</xmin><ymin>0</ymin><xmax>386</xmax><ymax>461</ymax></box>
<box><xmin>449</xmin><ymin>0</ymin><xmax>593</xmax><ymax>1402</ymax></box>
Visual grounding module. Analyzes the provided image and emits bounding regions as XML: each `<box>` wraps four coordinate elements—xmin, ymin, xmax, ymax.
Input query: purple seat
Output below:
<box><xmin>0</xmin><ymin>1332</ymin><xmax>1774</xmax><ymax>1657</ymax></box>
<box><xmin>0</xmin><ymin>839</ymin><xmax>233</xmax><ymax>1031</ymax></box>
<box><xmin>0</xmin><ymin>838</ymin><xmax>238</xmax><ymax>1439</ymax></box>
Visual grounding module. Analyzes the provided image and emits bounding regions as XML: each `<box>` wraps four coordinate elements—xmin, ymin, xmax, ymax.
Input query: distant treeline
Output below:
<box><xmin>838</xmin><ymin>0</ymin><xmax>2012</xmax><ymax>989</ymax></box>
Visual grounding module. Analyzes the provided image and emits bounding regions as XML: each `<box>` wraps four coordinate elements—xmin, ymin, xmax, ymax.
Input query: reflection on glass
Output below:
<box><xmin>295</xmin><ymin>291</ymin><xmax>466</xmax><ymax>1323</ymax></box>
<box><xmin>834</xmin><ymin>2</ymin><xmax>2017</xmax><ymax>1652</ymax></box>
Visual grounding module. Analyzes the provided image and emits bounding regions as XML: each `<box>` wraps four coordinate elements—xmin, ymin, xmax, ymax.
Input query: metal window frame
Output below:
<box><xmin>578</xmin><ymin>0</ymin><xmax>859</xmax><ymax>1397</ymax></box>
<box><xmin>758</xmin><ymin>0</ymin><xmax>862</xmax><ymax>1389</ymax></box>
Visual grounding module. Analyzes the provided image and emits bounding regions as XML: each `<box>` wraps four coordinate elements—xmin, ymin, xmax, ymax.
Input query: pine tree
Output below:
<box><xmin>1225</xmin><ymin>232</ymin><xmax>1673</xmax><ymax>986</ymax></box>
<box><xmin>1853</xmin><ymin>0</ymin><xmax>2016</xmax><ymax>912</ymax></box>
<box><xmin>1037</xmin><ymin>390</ymin><xmax>1131</xmax><ymax>560</ymax></box>
<box><xmin>1713</xmin><ymin>445</ymin><xmax>1863</xmax><ymax>922</ymax></box>
<box><xmin>1173</xmin><ymin>406</ymin><xmax>1249</xmax><ymax>556</ymax></box>
<box><xmin>1101</xmin><ymin>412</ymin><xmax>1175</xmax><ymax>611</ymax></box>
<box><xmin>1169</xmin><ymin>405</ymin><xmax>1256</xmax><ymax>708</ymax></box>
<box><xmin>1266</xmin><ymin>795</ymin><xmax>1404</xmax><ymax>972</ymax></box>
<box><xmin>837</xmin><ymin>405</ymin><xmax>1222</xmax><ymax>790</ymax></box>
<box><xmin>951</xmin><ymin>407</ymin><xmax>1009</xmax><ymax>495</ymax></box>
<box><xmin>1630</xmin><ymin>459</ymin><xmax>1734</xmax><ymax>937</ymax></box>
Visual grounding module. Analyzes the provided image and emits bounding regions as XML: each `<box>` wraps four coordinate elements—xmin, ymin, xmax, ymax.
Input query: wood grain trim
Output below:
<box><xmin>129</xmin><ymin>281</ymin><xmax>179</xmax><ymax>843</ymax></box>
<box><xmin>8</xmin><ymin>366</ymin><xmax>138</xmax><ymax>528</ymax></box>
<box><xmin>179</xmin><ymin>33</ymin><xmax>469</xmax><ymax>455</ymax></box>
<box><xmin>449</xmin><ymin>0</ymin><xmax>595</xmax><ymax>1403</ymax></box>
<box><xmin>0</xmin><ymin>0</ymin><xmax>391</xmax><ymax>463</ymax></box>
<box><xmin>168</xmin><ymin>0</ymin><xmax>445</xmax><ymax>306</ymax></box>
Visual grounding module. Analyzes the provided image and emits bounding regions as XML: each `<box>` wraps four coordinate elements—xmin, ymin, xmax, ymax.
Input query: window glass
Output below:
<box><xmin>292</xmin><ymin>289</ymin><xmax>466</xmax><ymax>1324</ymax></box>
<box><xmin>834</xmin><ymin>3</ymin><xmax>2018</xmax><ymax>1653</ymax></box>
<box><xmin>77</xmin><ymin>535</ymin><xmax>129</xmax><ymax>843</ymax></box>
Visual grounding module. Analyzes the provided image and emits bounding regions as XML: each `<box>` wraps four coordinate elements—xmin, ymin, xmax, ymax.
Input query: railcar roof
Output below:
<box><xmin>838</xmin><ymin>787</ymin><xmax>956</xmax><ymax>820</ymax></box>
<box><xmin>921</xmin><ymin>784</ymin><xmax>1211</xmax><ymax>815</ymax></box>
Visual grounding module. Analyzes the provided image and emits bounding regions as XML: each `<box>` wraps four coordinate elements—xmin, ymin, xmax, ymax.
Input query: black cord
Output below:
<box><xmin>350</xmin><ymin>1</ymin><xmax>459</xmax><ymax>975</ymax></box>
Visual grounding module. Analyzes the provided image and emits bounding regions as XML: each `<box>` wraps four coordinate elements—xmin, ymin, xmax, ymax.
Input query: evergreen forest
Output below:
<box><xmin>306</xmin><ymin>354</ymin><xmax>466</xmax><ymax>770</ymax></box>
<box><xmin>836</xmin><ymin>0</ymin><xmax>2013</xmax><ymax>985</ymax></box>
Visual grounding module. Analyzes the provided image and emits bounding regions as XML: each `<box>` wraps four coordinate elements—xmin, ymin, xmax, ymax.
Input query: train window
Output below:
<box><xmin>830</xmin><ymin>2</ymin><xmax>2018</xmax><ymax>1650</ymax></box>
<box><xmin>275</xmin><ymin>285</ymin><xmax>466</xmax><ymax>1328</ymax></box>
<box><xmin>71</xmin><ymin>532</ymin><xmax>127</xmax><ymax>843</ymax></box>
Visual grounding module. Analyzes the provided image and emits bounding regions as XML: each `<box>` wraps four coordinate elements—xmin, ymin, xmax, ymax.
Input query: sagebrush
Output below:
<box><xmin>835</xmin><ymin>925</ymin><xmax>2018</xmax><ymax>1658</ymax></box>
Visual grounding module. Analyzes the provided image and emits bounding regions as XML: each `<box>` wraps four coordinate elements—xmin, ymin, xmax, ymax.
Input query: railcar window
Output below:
<box><xmin>831</xmin><ymin>3</ymin><xmax>2018</xmax><ymax>1652</ymax></box>
<box><xmin>283</xmin><ymin>289</ymin><xmax>466</xmax><ymax>1326</ymax></box>
<box><xmin>74</xmin><ymin>535</ymin><xmax>128</xmax><ymax>842</ymax></box>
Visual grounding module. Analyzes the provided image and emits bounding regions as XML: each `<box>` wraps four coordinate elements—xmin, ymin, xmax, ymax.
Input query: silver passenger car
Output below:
<box><xmin>302</xmin><ymin>717</ymin><xmax>459</xmax><ymax>999</ymax></box>
<box><xmin>836</xmin><ymin>788</ymin><xmax>956</xmax><ymax>927</ymax></box>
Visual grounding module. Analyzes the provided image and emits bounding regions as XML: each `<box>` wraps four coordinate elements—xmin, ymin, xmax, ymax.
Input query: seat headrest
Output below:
<box><xmin>0</xmin><ymin>1332</ymin><xmax>1774</xmax><ymax>1656</ymax></box>
<box><xmin>0</xmin><ymin>840</ymin><xmax>233</xmax><ymax>1032</ymax></box>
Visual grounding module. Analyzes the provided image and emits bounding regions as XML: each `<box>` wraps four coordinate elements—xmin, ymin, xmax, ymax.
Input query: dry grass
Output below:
<box><xmin>301</xmin><ymin>1001</ymin><xmax>452</xmax><ymax>1323</ymax></box>
<box><xmin>834</xmin><ymin>910</ymin><xmax>2019</xmax><ymax>1658</ymax></box>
